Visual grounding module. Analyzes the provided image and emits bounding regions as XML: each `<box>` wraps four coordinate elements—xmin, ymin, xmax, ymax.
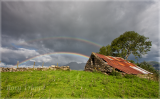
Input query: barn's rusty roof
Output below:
<box><xmin>94</xmin><ymin>53</ymin><xmax>152</xmax><ymax>74</ymax></box>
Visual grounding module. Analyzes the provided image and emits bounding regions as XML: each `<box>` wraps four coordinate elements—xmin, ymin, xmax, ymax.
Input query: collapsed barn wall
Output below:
<box><xmin>84</xmin><ymin>52</ymin><xmax>116</xmax><ymax>74</ymax></box>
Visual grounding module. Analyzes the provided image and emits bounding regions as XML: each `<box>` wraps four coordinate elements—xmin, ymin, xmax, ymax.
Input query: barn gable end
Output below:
<box><xmin>85</xmin><ymin>52</ymin><xmax>116</xmax><ymax>74</ymax></box>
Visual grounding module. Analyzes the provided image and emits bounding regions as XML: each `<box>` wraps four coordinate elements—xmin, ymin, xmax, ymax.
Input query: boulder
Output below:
<box><xmin>51</xmin><ymin>65</ymin><xmax>56</xmax><ymax>67</ymax></box>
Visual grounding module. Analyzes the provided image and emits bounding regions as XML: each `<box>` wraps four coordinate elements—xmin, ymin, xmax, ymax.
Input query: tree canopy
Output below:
<box><xmin>98</xmin><ymin>31</ymin><xmax>152</xmax><ymax>61</ymax></box>
<box><xmin>98</xmin><ymin>44</ymin><xmax>112</xmax><ymax>56</ymax></box>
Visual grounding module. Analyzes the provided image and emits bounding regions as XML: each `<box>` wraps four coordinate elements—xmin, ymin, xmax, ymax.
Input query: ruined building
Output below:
<box><xmin>85</xmin><ymin>52</ymin><xmax>152</xmax><ymax>75</ymax></box>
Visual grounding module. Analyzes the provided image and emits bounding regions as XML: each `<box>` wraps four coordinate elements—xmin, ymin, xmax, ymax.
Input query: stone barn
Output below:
<box><xmin>85</xmin><ymin>52</ymin><xmax>153</xmax><ymax>75</ymax></box>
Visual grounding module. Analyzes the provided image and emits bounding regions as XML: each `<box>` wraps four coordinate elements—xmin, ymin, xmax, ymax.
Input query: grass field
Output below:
<box><xmin>1</xmin><ymin>69</ymin><xmax>159</xmax><ymax>98</ymax></box>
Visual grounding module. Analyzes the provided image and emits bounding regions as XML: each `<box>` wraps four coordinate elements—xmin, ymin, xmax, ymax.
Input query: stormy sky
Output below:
<box><xmin>1</xmin><ymin>0</ymin><xmax>159</xmax><ymax>68</ymax></box>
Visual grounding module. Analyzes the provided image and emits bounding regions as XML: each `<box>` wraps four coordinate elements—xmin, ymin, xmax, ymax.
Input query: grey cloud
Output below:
<box><xmin>1</xmin><ymin>1</ymin><xmax>159</xmax><ymax>67</ymax></box>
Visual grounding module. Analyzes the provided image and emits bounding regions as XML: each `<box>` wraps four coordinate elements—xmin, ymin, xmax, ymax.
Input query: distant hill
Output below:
<box><xmin>147</xmin><ymin>61</ymin><xmax>160</xmax><ymax>70</ymax></box>
<box><xmin>63</xmin><ymin>62</ymin><xmax>86</xmax><ymax>71</ymax></box>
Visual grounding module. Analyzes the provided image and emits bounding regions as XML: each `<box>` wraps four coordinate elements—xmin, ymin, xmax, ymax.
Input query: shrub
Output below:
<box><xmin>137</xmin><ymin>61</ymin><xmax>156</xmax><ymax>73</ymax></box>
<box><xmin>92</xmin><ymin>70</ymin><xmax>103</xmax><ymax>75</ymax></box>
<box><xmin>124</xmin><ymin>74</ymin><xmax>137</xmax><ymax>78</ymax></box>
<box><xmin>93</xmin><ymin>69</ymin><xmax>97</xmax><ymax>73</ymax></box>
<box><xmin>137</xmin><ymin>61</ymin><xmax>159</xmax><ymax>81</ymax></box>
<box><xmin>110</xmin><ymin>70</ymin><xmax>121</xmax><ymax>77</ymax></box>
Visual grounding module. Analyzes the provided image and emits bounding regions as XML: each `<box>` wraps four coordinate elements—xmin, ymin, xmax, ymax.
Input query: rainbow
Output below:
<box><xmin>14</xmin><ymin>52</ymin><xmax>90</xmax><ymax>67</ymax></box>
<box><xmin>16</xmin><ymin>36</ymin><xmax>103</xmax><ymax>48</ymax></box>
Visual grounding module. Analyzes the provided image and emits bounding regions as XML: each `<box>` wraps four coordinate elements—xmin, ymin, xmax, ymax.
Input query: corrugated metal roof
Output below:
<box><xmin>95</xmin><ymin>53</ymin><xmax>152</xmax><ymax>74</ymax></box>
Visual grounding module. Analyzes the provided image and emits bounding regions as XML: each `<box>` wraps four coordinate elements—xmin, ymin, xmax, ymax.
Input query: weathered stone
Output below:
<box><xmin>51</xmin><ymin>65</ymin><xmax>56</xmax><ymax>67</ymax></box>
<box><xmin>0</xmin><ymin>65</ymin><xmax>71</xmax><ymax>72</ymax></box>
<box><xmin>85</xmin><ymin>52</ymin><xmax>116</xmax><ymax>75</ymax></box>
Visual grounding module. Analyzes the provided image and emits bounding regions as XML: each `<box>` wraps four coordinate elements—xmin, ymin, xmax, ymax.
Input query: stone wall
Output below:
<box><xmin>84</xmin><ymin>52</ymin><xmax>115</xmax><ymax>74</ymax></box>
<box><xmin>0</xmin><ymin>65</ymin><xmax>71</xmax><ymax>72</ymax></box>
<box><xmin>137</xmin><ymin>74</ymin><xmax>154</xmax><ymax>80</ymax></box>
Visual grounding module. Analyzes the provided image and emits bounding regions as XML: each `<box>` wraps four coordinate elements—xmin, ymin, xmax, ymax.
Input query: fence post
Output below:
<box><xmin>17</xmin><ymin>61</ymin><xmax>19</xmax><ymax>68</ymax></box>
<box><xmin>33</xmin><ymin>62</ymin><xmax>35</xmax><ymax>69</ymax></box>
<box><xmin>42</xmin><ymin>62</ymin><xmax>44</xmax><ymax>68</ymax></box>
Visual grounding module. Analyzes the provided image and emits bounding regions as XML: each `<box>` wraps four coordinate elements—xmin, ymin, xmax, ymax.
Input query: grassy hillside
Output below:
<box><xmin>1</xmin><ymin>69</ymin><xmax>159</xmax><ymax>98</ymax></box>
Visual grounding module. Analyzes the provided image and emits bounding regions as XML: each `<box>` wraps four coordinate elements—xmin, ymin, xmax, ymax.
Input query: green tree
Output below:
<box><xmin>137</xmin><ymin>61</ymin><xmax>159</xmax><ymax>81</ymax></box>
<box><xmin>98</xmin><ymin>44</ymin><xmax>113</xmax><ymax>56</ymax></box>
<box><xmin>137</xmin><ymin>61</ymin><xmax>156</xmax><ymax>72</ymax></box>
<box><xmin>127</xmin><ymin>60</ymin><xmax>136</xmax><ymax>64</ymax></box>
<box><xmin>111</xmin><ymin>31</ymin><xmax>152</xmax><ymax>60</ymax></box>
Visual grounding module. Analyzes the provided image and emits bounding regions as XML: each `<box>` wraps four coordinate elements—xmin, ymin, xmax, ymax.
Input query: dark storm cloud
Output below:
<box><xmin>1</xmin><ymin>1</ymin><xmax>159</xmax><ymax>66</ymax></box>
<box><xmin>2</xmin><ymin>1</ymin><xmax>154</xmax><ymax>41</ymax></box>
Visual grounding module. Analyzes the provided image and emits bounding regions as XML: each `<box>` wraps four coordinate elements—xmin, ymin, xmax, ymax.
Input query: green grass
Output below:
<box><xmin>1</xmin><ymin>69</ymin><xmax>159</xmax><ymax>98</ymax></box>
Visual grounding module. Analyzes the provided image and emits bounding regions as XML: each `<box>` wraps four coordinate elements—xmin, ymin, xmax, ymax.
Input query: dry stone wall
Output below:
<box><xmin>137</xmin><ymin>74</ymin><xmax>154</xmax><ymax>80</ymax></box>
<box><xmin>0</xmin><ymin>65</ymin><xmax>71</xmax><ymax>72</ymax></box>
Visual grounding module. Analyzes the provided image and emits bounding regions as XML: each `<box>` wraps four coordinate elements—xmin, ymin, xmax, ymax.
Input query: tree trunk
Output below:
<box><xmin>126</xmin><ymin>54</ymin><xmax>129</xmax><ymax>60</ymax></box>
<box><xmin>125</xmin><ymin>50</ymin><xmax>130</xmax><ymax>60</ymax></box>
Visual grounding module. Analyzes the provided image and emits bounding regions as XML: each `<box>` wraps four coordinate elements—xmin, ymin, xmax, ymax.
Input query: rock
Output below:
<box><xmin>103</xmin><ymin>73</ymin><xmax>108</xmax><ymax>75</ymax></box>
<box><xmin>51</xmin><ymin>65</ymin><xmax>56</xmax><ymax>67</ymax></box>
